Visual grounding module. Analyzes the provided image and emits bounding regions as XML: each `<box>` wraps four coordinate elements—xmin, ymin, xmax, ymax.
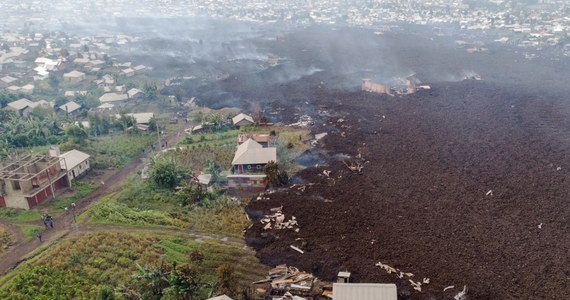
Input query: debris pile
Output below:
<box><xmin>261</xmin><ymin>207</ymin><xmax>300</xmax><ymax>232</ymax></box>
<box><xmin>288</xmin><ymin>115</ymin><xmax>314</xmax><ymax>127</ymax></box>
<box><xmin>375</xmin><ymin>261</ymin><xmax>430</xmax><ymax>292</ymax></box>
<box><xmin>289</xmin><ymin>183</ymin><xmax>314</xmax><ymax>192</ymax></box>
<box><xmin>254</xmin><ymin>264</ymin><xmax>317</xmax><ymax>299</ymax></box>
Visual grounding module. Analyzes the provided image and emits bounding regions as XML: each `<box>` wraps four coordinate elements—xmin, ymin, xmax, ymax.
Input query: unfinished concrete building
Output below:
<box><xmin>0</xmin><ymin>154</ymin><xmax>69</xmax><ymax>210</ymax></box>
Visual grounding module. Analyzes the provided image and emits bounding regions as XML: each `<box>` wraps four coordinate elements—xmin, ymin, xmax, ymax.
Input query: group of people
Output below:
<box><xmin>36</xmin><ymin>213</ymin><xmax>53</xmax><ymax>242</ymax></box>
<box><xmin>36</xmin><ymin>202</ymin><xmax>78</xmax><ymax>242</ymax></box>
<box><xmin>41</xmin><ymin>213</ymin><xmax>54</xmax><ymax>229</ymax></box>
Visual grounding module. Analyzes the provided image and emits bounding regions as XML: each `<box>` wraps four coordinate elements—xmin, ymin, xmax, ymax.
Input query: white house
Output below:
<box><xmin>59</xmin><ymin>149</ymin><xmax>91</xmax><ymax>180</ymax></box>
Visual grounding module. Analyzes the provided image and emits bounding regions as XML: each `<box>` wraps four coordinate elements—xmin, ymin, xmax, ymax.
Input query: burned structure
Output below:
<box><xmin>0</xmin><ymin>154</ymin><xmax>69</xmax><ymax>210</ymax></box>
<box><xmin>362</xmin><ymin>76</ymin><xmax>427</xmax><ymax>96</ymax></box>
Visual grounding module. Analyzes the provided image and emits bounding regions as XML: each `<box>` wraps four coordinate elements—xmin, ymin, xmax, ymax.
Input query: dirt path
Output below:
<box><xmin>0</xmin><ymin>124</ymin><xmax>192</xmax><ymax>277</ymax></box>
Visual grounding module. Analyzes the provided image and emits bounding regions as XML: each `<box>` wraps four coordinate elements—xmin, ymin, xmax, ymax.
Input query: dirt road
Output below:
<box><xmin>0</xmin><ymin>124</ymin><xmax>191</xmax><ymax>277</ymax></box>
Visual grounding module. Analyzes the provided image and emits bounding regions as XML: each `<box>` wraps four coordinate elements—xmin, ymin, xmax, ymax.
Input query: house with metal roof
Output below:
<box><xmin>58</xmin><ymin>101</ymin><xmax>81</xmax><ymax>115</ymax></box>
<box><xmin>207</xmin><ymin>295</ymin><xmax>233</xmax><ymax>300</ymax></box>
<box><xmin>232</xmin><ymin>113</ymin><xmax>255</xmax><ymax>128</ymax></box>
<box><xmin>5</xmin><ymin>98</ymin><xmax>34</xmax><ymax>116</ymax></box>
<box><xmin>99</xmin><ymin>92</ymin><xmax>129</xmax><ymax>104</ymax></box>
<box><xmin>58</xmin><ymin>149</ymin><xmax>90</xmax><ymax>180</ymax></box>
<box><xmin>332</xmin><ymin>283</ymin><xmax>397</xmax><ymax>300</ymax></box>
<box><xmin>228</xmin><ymin>138</ymin><xmax>276</xmax><ymax>192</ymax></box>
<box><xmin>63</xmin><ymin>70</ymin><xmax>86</xmax><ymax>83</ymax></box>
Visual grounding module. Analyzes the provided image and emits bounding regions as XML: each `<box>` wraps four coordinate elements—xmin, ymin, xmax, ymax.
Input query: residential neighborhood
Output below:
<box><xmin>0</xmin><ymin>1</ymin><xmax>567</xmax><ymax>300</ymax></box>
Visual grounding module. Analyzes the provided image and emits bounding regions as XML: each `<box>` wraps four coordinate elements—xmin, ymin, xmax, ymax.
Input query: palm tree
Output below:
<box><xmin>204</xmin><ymin>160</ymin><xmax>221</xmax><ymax>185</ymax></box>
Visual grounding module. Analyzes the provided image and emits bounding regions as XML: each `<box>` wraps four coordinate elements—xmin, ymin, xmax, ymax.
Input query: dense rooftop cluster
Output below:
<box><xmin>0</xmin><ymin>1</ymin><xmax>568</xmax><ymax>54</ymax></box>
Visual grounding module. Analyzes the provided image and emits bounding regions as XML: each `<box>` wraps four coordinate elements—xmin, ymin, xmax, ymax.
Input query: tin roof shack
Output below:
<box><xmin>0</xmin><ymin>154</ymin><xmax>69</xmax><ymax>209</ymax></box>
<box><xmin>232</xmin><ymin>113</ymin><xmax>255</xmax><ymax>128</ymax></box>
<box><xmin>332</xmin><ymin>283</ymin><xmax>397</xmax><ymax>300</ymax></box>
<box><xmin>4</xmin><ymin>98</ymin><xmax>33</xmax><ymax>117</ymax></box>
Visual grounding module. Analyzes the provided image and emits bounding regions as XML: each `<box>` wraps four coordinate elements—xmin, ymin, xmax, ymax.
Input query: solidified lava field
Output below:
<box><xmin>126</xmin><ymin>20</ymin><xmax>569</xmax><ymax>299</ymax></box>
<box><xmin>244</xmin><ymin>80</ymin><xmax>570</xmax><ymax>299</ymax></box>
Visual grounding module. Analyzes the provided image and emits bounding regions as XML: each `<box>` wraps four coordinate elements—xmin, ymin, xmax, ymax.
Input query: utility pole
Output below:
<box><xmin>157</xmin><ymin>122</ymin><xmax>162</xmax><ymax>152</ymax></box>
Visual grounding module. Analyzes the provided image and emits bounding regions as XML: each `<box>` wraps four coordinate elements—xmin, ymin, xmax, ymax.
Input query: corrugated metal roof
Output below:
<box><xmin>207</xmin><ymin>295</ymin><xmax>233</xmax><ymax>300</ymax></box>
<box><xmin>333</xmin><ymin>283</ymin><xmax>397</xmax><ymax>300</ymax></box>
<box><xmin>232</xmin><ymin>139</ymin><xmax>276</xmax><ymax>165</ymax></box>
<box><xmin>59</xmin><ymin>149</ymin><xmax>90</xmax><ymax>170</ymax></box>
<box><xmin>7</xmin><ymin>98</ymin><xmax>33</xmax><ymax>110</ymax></box>
<box><xmin>232</xmin><ymin>113</ymin><xmax>254</xmax><ymax>125</ymax></box>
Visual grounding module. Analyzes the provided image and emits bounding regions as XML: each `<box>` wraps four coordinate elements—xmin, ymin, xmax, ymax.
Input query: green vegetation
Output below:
<box><xmin>15</xmin><ymin>224</ymin><xmax>42</xmax><ymax>240</ymax></box>
<box><xmin>163</xmin><ymin>145</ymin><xmax>235</xmax><ymax>171</ymax></box>
<box><xmin>0</xmin><ymin>231</ymin><xmax>267</xmax><ymax>299</ymax></box>
<box><xmin>88</xmin><ymin>178</ymin><xmax>249</xmax><ymax>237</ymax></box>
<box><xmin>264</xmin><ymin>161</ymin><xmax>289</xmax><ymax>188</ymax></box>
<box><xmin>0</xmin><ymin>225</ymin><xmax>15</xmax><ymax>253</ymax></box>
<box><xmin>148</xmin><ymin>158</ymin><xmax>189</xmax><ymax>189</ymax></box>
<box><xmin>84</xmin><ymin>134</ymin><xmax>155</xmax><ymax>168</ymax></box>
<box><xmin>276</xmin><ymin>129</ymin><xmax>311</xmax><ymax>173</ymax></box>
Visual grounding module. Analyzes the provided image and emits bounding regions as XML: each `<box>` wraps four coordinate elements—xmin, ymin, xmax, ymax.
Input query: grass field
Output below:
<box><xmin>87</xmin><ymin>180</ymin><xmax>250</xmax><ymax>237</ymax></box>
<box><xmin>86</xmin><ymin>134</ymin><xmax>156</xmax><ymax>169</ymax></box>
<box><xmin>0</xmin><ymin>231</ymin><xmax>268</xmax><ymax>299</ymax></box>
<box><xmin>0</xmin><ymin>225</ymin><xmax>14</xmax><ymax>253</ymax></box>
<box><xmin>14</xmin><ymin>224</ymin><xmax>42</xmax><ymax>240</ymax></box>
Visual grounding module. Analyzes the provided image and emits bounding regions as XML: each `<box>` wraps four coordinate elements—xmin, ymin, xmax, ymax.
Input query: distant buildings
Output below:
<box><xmin>63</xmin><ymin>70</ymin><xmax>86</xmax><ymax>83</ymax></box>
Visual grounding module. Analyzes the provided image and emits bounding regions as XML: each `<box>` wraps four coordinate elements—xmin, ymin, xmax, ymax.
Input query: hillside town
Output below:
<box><xmin>0</xmin><ymin>1</ymin><xmax>569</xmax><ymax>300</ymax></box>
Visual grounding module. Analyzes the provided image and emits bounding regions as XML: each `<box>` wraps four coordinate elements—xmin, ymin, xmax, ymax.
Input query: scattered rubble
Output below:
<box><xmin>288</xmin><ymin>115</ymin><xmax>314</xmax><ymax>127</ymax></box>
<box><xmin>343</xmin><ymin>160</ymin><xmax>364</xmax><ymax>174</ymax></box>
<box><xmin>376</xmin><ymin>261</ymin><xmax>429</xmax><ymax>292</ymax></box>
<box><xmin>254</xmin><ymin>264</ymin><xmax>318</xmax><ymax>299</ymax></box>
<box><xmin>289</xmin><ymin>183</ymin><xmax>314</xmax><ymax>192</ymax></box>
<box><xmin>290</xmin><ymin>245</ymin><xmax>304</xmax><ymax>254</ymax></box>
<box><xmin>454</xmin><ymin>285</ymin><xmax>468</xmax><ymax>300</ymax></box>
<box><xmin>260</xmin><ymin>207</ymin><xmax>300</xmax><ymax>231</ymax></box>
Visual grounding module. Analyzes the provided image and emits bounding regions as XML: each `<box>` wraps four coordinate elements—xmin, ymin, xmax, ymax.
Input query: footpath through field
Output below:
<box><xmin>0</xmin><ymin>124</ymin><xmax>214</xmax><ymax>277</ymax></box>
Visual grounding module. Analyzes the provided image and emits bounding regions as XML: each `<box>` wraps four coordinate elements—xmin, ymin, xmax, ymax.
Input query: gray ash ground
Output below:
<box><xmin>131</xmin><ymin>20</ymin><xmax>569</xmax><ymax>299</ymax></box>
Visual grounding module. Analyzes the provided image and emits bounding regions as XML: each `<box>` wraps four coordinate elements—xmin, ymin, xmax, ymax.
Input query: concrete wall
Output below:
<box><xmin>362</xmin><ymin>79</ymin><xmax>389</xmax><ymax>94</ymax></box>
<box><xmin>68</xmin><ymin>160</ymin><xmax>90</xmax><ymax>180</ymax></box>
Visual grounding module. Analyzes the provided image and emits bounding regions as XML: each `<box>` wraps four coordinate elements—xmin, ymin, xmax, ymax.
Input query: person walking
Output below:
<box><xmin>36</xmin><ymin>233</ymin><xmax>42</xmax><ymax>242</ymax></box>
